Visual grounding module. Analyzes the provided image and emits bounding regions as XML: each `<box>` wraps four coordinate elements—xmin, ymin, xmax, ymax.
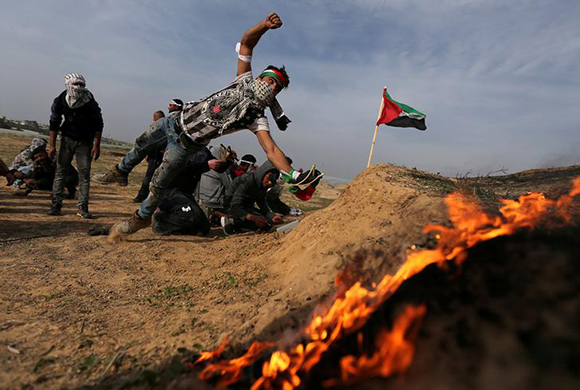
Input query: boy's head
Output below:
<box><xmin>257</xmin><ymin>65</ymin><xmax>289</xmax><ymax>95</ymax></box>
<box><xmin>32</xmin><ymin>147</ymin><xmax>48</xmax><ymax>162</ymax></box>
<box><xmin>261</xmin><ymin>170</ymin><xmax>279</xmax><ymax>189</ymax></box>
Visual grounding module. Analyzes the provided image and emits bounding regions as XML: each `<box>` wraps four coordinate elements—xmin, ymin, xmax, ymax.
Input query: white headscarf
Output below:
<box><xmin>64</xmin><ymin>73</ymin><xmax>93</xmax><ymax>109</ymax></box>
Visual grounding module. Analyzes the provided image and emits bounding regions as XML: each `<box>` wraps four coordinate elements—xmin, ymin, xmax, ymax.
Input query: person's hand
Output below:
<box><xmin>264</xmin><ymin>13</ymin><xmax>282</xmax><ymax>30</ymax></box>
<box><xmin>271</xmin><ymin>215</ymin><xmax>283</xmax><ymax>225</ymax></box>
<box><xmin>208</xmin><ymin>159</ymin><xmax>222</xmax><ymax>170</ymax></box>
<box><xmin>248</xmin><ymin>214</ymin><xmax>269</xmax><ymax>228</ymax></box>
<box><xmin>5</xmin><ymin>172</ymin><xmax>16</xmax><ymax>186</ymax></box>
<box><xmin>47</xmin><ymin>146</ymin><xmax>56</xmax><ymax>159</ymax></box>
<box><xmin>296</xmin><ymin>168</ymin><xmax>323</xmax><ymax>188</ymax></box>
<box><xmin>92</xmin><ymin>144</ymin><xmax>100</xmax><ymax>161</ymax></box>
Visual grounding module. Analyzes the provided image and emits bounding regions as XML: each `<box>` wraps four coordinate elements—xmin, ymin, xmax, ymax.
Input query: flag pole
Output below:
<box><xmin>367</xmin><ymin>86</ymin><xmax>386</xmax><ymax>168</ymax></box>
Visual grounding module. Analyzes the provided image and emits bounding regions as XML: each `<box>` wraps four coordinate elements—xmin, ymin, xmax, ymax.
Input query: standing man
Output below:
<box><xmin>47</xmin><ymin>73</ymin><xmax>103</xmax><ymax>218</ymax></box>
<box><xmin>109</xmin><ymin>13</ymin><xmax>321</xmax><ymax>237</ymax></box>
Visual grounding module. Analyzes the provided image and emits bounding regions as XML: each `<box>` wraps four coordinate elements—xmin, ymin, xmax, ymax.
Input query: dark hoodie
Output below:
<box><xmin>49</xmin><ymin>90</ymin><xmax>104</xmax><ymax>142</ymax></box>
<box><xmin>226</xmin><ymin>161</ymin><xmax>279</xmax><ymax>220</ymax></box>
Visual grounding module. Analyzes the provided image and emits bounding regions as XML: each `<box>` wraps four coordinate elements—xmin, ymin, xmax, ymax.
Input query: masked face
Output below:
<box><xmin>251</xmin><ymin>79</ymin><xmax>276</xmax><ymax>107</ymax></box>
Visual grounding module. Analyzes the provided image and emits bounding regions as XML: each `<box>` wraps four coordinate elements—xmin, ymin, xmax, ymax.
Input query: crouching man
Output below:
<box><xmin>221</xmin><ymin>162</ymin><xmax>284</xmax><ymax>234</ymax></box>
<box><xmin>152</xmin><ymin>148</ymin><xmax>227</xmax><ymax>235</ymax></box>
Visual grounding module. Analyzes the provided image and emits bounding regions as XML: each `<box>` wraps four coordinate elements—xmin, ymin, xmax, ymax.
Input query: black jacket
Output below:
<box><xmin>226</xmin><ymin>161</ymin><xmax>279</xmax><ymax>220</ymax></box>
<box><xmin>49</xmin><ymin>90</ymin><xmax>104</xmax><ymax>142</ymax></box>
<box><xmin>168</xmin><ymin>148</ymin><xmax>228</xmax><ymax>194</ymax></box>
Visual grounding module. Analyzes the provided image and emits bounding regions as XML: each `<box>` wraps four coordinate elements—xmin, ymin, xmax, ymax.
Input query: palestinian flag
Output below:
<box><xmin>376</xmin><ymin>87</ymin><xmax>426</xmax><ymax>131</ymax></box>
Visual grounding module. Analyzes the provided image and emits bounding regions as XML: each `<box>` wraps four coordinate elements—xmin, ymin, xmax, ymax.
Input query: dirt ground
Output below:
<box><xmin>1</xmin><ymin>133</ymin><xmax>579</xmax><ymax>389</ymax></box>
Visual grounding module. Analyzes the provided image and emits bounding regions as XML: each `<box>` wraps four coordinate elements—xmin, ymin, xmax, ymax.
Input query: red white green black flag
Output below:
<box><xmin>376</xmin><ymin>87</ymin><xmax>426</xmax><ymax>131</ymax></box>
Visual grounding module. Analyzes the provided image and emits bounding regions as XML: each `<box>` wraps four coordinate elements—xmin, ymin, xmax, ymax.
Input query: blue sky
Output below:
<box><xmin>1</xmin><ymin>0</ymin><xmax>579</xmax><ymax>179</ymax></box>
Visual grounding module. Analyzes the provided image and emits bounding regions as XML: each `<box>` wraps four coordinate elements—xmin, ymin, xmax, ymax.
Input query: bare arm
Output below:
<box><xmin>48</xmin><ymin>130</ymin><xmax>58</xmax><ymax>159</ymax></box>
<box><xmin>255</xmin><ymin>130</ymin><xmax>292</xmax><ymax>174</ymax></box>
<box><xmin>237</xmin><ymin>13</ymin><xmax>282</xmax><ymax>76</ymax></box>
<box><xmin>92</xmin><ymin>132</ymin><xmax>102</xmax><ymax>161</ymax></box>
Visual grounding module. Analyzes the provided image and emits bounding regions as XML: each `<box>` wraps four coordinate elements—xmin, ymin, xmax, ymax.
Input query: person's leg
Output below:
<box><xmin>113</xmin><ymin>137</ymin><xmax>203</xmax><ymax>235</ymax></box>
<box><xmin>35</xmin><ymin>177</ymin><xmax>54</xmax><ymax>191</ymax></box>
<box><xmin>48</xmin><ymin>136</ymin><xmax>75</xmax><ymax>214</ymax></box>
<box><xmin>75</xmin><ymin>141</ymin><xmax>93</xmax><ymax>217</ymax></box>
<box><xmin>138</xmin><ymin>141</ymin><xmax>193</xmax><ymax>219</ymax></box>
<box><xmin>118</xmin><ymin>120</ymin><xmax>169</xmax><ymax>173</ymax></box>
<box><xmin>134</xmin><ymin>155</ymin><xmax>158</xmax><ymax>202</ymax></box>
<box><xmin>64</xmin><ymin>164</ymin><xmax>79</xmax><ymax>198</ymax></box>
<box><xmin>95</xmin><ymin>119</ymin><xmax>170</xmax><ymax>186</ymax></box>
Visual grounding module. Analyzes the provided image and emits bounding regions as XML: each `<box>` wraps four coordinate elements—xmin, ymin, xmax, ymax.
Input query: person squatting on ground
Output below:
<box><xmin>152</xmin><ymin>147</ymin><xmax>228</xmax><ymax>235</ymax></box>
<box><xmin>93</xmin><ymin>99</ymin><xmax>183</xmax><ymax>188</ymax></box>
<box><xmin>9</xmin><ymin>137</ymin><xmax>47</xmax><ymax>172</ymax></box>
<box><xmin>133</xmin><ymin>110</ymin><xmax>168</xmax><ymax>203</ymax></box>
<box><xmin>264</xmin><ymin>156</ymin><xmax>303</xmax><ymax>217</ymax></box>
<box><xmin>196</xmin><ymin>152</ymin><xmax>256</xmax><ymax>223</ymax></box>
<box><xmin>13</xmin><ymin>145</ymin><xmax>78</xmax><ymax>197</ymax></box>
<box><xmin>3</xmin><ymin>137</ymin><xmax>46</xmax><ymax>188</ymax></box>
<box><xmin>222</xmin><ymin>161</ymin><xmax>284</xmax><ymax>234</ymax></box>
<box><xmin>47</xmin><ymin>73</ymin><xmax>103</xmax><ymax>218</ymax></box>
<box><xmin>103</xmin><ymin>13</ymin><xmax>321</xmax><ymax>237</ymax></box>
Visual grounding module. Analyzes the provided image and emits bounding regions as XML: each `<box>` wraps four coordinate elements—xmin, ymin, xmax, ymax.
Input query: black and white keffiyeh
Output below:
<box><xmin>64</xmin><ymin>73</ymin><xmax>93</xmax><ymax>109</ymax></box>
<box><xmin>202</xmin><ymin>78</ymin><xmax>276</xmax><ymax>134</ymax></box>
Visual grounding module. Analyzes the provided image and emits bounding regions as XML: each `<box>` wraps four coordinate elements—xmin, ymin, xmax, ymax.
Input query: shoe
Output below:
<box><xmin>220</xmin><ymin>216</ymin><xmax>237</xmax><ymax>236</ymax></box>
<box><xmin>13</xmin><ymin>188</ymin><xmax>33</xmax><ymax>196</ymax></box>
<box><xmin>77</xmin><ymin>205</ymin><xmax>93</xmax><ymax>219</ymax></box>
<box><xmin>46</xmin><ymin>204</ymin><xmax>62</xmax><ymax>216</ymax></box>
<box><xmin>112</xmin><ymin>211</ymin><xmax>151</xmax><ymax>235</ymax></box>
<box><xmin>93</xmin><ymin>166</ymin><xmax>128</xmax><ymax>186</ymax></box>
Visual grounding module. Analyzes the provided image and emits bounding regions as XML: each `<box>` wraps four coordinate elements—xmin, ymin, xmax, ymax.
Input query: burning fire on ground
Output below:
<box><xmin>192</xmin><ymin>178</ymin><xmax>580</xmax><ymax>389</ymax></box>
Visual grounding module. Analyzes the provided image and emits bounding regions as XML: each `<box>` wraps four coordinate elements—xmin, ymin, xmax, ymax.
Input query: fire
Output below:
<box><xmin>194</xmin><ymin>178</ymin><xmax>580</xmax><ymax>389</ymax></box>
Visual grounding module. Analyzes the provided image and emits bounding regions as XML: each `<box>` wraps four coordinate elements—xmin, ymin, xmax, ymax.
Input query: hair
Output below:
<box><xmin>265</xmin><ymin>65</ymin><xmax>290</xmax><ymax>89</ymax></box>
<box><xmin>154</xmin><ymin>110</ymin><xmax>165</xmax><ymax>118</ymax></box>
<box><xmin>31</xmin><ymin>146</ymin><xmax>47</xmax><ymax>156</ymax></box>
<box><xmin>240</xmin><ymin>154</ymin><xmax>257</xmax><ymax>165</ymax></box>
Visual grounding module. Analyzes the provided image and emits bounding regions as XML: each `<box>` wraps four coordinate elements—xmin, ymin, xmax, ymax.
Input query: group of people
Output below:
<box><xmin>1</xmin><ymin>12</ymin><xmax>322</xmax><ymax>237</ymax></box>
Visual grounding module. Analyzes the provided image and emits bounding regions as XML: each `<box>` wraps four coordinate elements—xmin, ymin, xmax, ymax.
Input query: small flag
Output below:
<box><xmin>376</xmin><ymin>88</ymin><xmax>426</xmax><ymax>131</ymax></box>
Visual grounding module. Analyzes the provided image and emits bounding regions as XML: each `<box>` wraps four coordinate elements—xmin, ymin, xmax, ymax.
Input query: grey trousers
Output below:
<box><xmin>52</xmin><ymin>136</ymin><xmax>92</xmax><ymax>208</ymax></box>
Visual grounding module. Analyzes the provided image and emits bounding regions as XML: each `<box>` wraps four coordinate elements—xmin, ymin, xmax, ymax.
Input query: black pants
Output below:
<box><xmin>135</xmin><ymin>152</ymin><xmax>162</xmax><ymax>200</ymax></box>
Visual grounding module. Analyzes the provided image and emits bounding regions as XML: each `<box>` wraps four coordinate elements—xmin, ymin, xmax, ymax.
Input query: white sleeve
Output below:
<box><xmin>248</xmin><ymin>116</ymin><xmax>270</xmax><ymax>133</ymax></box>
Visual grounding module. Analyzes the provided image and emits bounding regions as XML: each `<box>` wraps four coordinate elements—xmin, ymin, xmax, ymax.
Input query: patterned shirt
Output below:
<box><xmin>180</xmin><ymin>71</ymin><xmax>270</xmax><ymax>146</ymax></box>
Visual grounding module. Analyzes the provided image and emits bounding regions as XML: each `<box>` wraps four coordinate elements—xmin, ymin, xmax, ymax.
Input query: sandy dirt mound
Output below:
<box><xmin>236</xmin><ymin>165</ymin><xmax>450</xmax><ymax>342</ymax></box>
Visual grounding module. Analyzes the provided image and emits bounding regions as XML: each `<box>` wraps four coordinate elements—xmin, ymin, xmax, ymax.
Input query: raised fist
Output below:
<box><xmin>264</xmin><ymin>13</ymin><xmax>282</xmax><ymax>29</ymax></box>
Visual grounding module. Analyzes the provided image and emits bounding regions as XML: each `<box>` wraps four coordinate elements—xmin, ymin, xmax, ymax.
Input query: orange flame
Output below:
<box><xmin>198</xmin><ymin>341</ymin><xmax>275</xmax><ymax>388</ymax></box>
<box><xmin>195</xmin><ymin>178</ymin><xmax>580</xmax><ymax>389</ymax></box>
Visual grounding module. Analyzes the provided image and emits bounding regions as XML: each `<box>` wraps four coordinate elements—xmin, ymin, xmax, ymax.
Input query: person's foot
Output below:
<box><xmin>220</xmin><ymin>216</ymin><xmax>237</xmax><ymax>236</ymax></box>
<box><xmin>112</xmin><ymin>211</ymin><xmax>151</xmax><ymax>235</ymax></box>
<box><xmin>13</xmin><ymin>188</ymin><xmax>33</xmax><ymax>196</ymax></box>
<box><xmin>77</xmin><ymin>205</ymin><xmax>93</xmax><ymax>219</ymax></box>
<box><xmin>93</xmin><ymin>166</ymin><xmax>128</xmax><ymax>186</ymax></box>
<box><xmin>46</xmin><ymin>204</ymin><xmax>62</xmax><ymax>216</ymax></box>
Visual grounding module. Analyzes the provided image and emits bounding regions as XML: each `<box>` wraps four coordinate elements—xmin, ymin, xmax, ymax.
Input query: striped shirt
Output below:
<box><xmin>179</xmin><ymin>72</ymin><xmax>270</xmax><ymax>146</ymax></box>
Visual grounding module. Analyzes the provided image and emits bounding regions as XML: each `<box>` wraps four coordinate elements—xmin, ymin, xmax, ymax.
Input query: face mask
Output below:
<box><xmin>251</xmin><ymin>79</ymin><xmax>276</xmax><ymax>107</ymax></box>
<box><xmin>65</xmin><ymin>84</ymin><xmax>91</xmax><ymax>109</ymax></box>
